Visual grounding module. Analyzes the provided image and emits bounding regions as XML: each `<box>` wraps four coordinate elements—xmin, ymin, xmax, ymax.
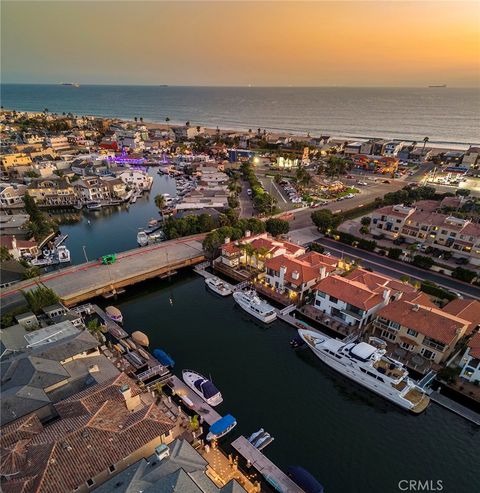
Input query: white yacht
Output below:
<box><xmin>205</xmin><ymin>276</ymin><xmax>232</xmax><ymax>296</ymax></box>
<box><xmin>298</xmin><ymin>329</ymin><xmax>430</xmax><ymax>414</ymax></box>
<box><xmin>233</xmin><ymin>289</ymin><xmax>277</xmax><ymax>323</ymax></box>
<box><xmin>137</xmin><ymin>230</ymin><xmax>149</xmax><ymax>247</ymax></box>
<box><xmin>182</xmin><ymin>370</ymin><xmax>223</xmax><ymax>407</ymax></box>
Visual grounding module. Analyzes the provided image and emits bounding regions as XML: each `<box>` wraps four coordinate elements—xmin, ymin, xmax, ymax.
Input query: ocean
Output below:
<box><xmin>1</xmin><ymin>84</ymin><xmax>479</xmax><ymax>147</ymax></box>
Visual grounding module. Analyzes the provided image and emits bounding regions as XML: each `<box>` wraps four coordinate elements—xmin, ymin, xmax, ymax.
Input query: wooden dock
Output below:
<box><xmin>231</xmin><ymin>436</ymin><xmax>304</xmax><ymax>493</ymax></box>
<box><xmin>169</xmin><ymin>375</ymin><xmax>222</xmax><ymax>426</ymax></box>
<box><xmin>0</xmin><ymin>234</ymin><xmax>206</xmax><ymax>310</ymax></box>
<box><xmin>430</xmin><ymin>390</ymin><xmax>480</xmax><ymax>426</ymax></box>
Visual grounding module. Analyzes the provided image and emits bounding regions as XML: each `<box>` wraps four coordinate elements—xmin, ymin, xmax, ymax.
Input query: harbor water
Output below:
<box><xmin>94</xmin><ymin>272</ymin><xmax>479</xmax><ymax>493</ymax></box>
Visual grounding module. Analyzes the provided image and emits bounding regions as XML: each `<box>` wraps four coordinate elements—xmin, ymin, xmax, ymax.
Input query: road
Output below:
<box><xmin>314</xmin><ymin>238</ymin><xmax>480</xmax><ymax>299</ymax></box>
<box><xmin>238</xmin><ymin>179</ymin><xmax>254</xmax><ymax>217</ymax></box>
<box><xmin>289</xmin><ymin>179</ymin><xmax>406</xmax><ymax>229</ymax></box>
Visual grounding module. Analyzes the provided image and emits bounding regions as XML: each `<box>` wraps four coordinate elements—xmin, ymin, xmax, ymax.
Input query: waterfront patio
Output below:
<box><xmin>299</xmin><ymin>304</ymin><xmax>363</xmax><ymax>338</ymax></box>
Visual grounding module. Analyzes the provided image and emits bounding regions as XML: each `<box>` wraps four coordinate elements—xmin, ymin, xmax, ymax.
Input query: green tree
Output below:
<box><xmin>388</xmin><ymin>248</ymin><xmax>402</xmax><ymax>260</ymax></box>
<box><xmin>154</xmin><ymin>194</ymin><xmax>166</xmax><ymax>210</ymax></box>
<box><xmin>202</xmin><ymin>231</ymin><xmax>223</xmax><ymax>259</ymax></box>
<box><xmin>23</xmin><ymin>285</ymin><xmax>59</xmax><ymax>314</ymax></box>
<box><xmin>87</xmin><ymin>319</ymin><xmax>104</xmax><ymax>341</ymax></box>
<box><xmin>412</xmin><ymin>255</ymin><xmax>434</xmax><ymax>270</ymax></box>
<box><xmin>360</xmin><ymin>216</ymin><xmax>371</xmax><ymax>226</ymax></box>
<box><xmin>452</xmin><ymin>267</ymin><xmax>476</xmax><ymax>283</ymax></box>
<box><xmin>265</xmin><ymin>218</ymin><xmax>290</xmax><ymax>236</ymax></box>
<box><xmin>311</xmin><ymin>209</ymin><xmax>340</xmax><ymax>233</ymax></box>
<box><xmin>456</xmin><ymin>189</ymin><xmax>471</xmax><ymax>197</ymax></box>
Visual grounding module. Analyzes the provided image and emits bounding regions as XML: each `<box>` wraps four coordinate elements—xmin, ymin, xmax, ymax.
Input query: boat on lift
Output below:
<box><xmin>86</xmin><ymin>201</ymin><xmax>102</xmax><ymax>210</ymax></box>
<box><xmin>182</xmin><ymin>369</ymin><xmax>223</xmax><ymax>406</ymax></box>
<box><xmin>137</xmin><ymin>230</ymin><xmax>149</xmax><ymax>247</ymax></box>
<box><xmin>206</xmin><ymin>414</ymin><xmax>237</xmax><ymax>441</ymax></box>
<box><xmin>233</xmin><ymin>289</ymin><xmax>277</xmax><ymax>323</ymax></box>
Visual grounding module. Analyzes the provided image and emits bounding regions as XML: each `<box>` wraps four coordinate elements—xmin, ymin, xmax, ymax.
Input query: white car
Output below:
<box><xmin>357</xmin><ymin>181</ymin><xmax>368</xmax><ymax>186</ymax></box>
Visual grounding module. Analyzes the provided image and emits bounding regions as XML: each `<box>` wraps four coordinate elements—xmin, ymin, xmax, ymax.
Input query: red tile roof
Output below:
<box><xmin>314</xmin><ymin>275</ymin><xmax>385</xmax><ymax>311</ymax></box>
<box><xmin>0</xmin><ymin>236</ymin><xmax>38</xmax><ymax>250</ymax></box>
<box><xmin>0</xmin><ymin>373</ymin><xmax>176</xmax><ymax>493</ymax></box>
<box><xmin>467</xmin><ymin>332</ymin><xmax>480</xmax><ymax>359</ymax></box>
<box><xmin>377</xmin><ymin>300</ymin><xmax>469</xmax><ymax>345</ymax></box>
<box><xmin>443</xmin><ymin>299</ymin><xmax>480</xmax><ymax>335</ymax></box>
<box><xmin>346</xmin><ymin>268</ymin><xmax>416</xmax><ymax>296</ymax></box>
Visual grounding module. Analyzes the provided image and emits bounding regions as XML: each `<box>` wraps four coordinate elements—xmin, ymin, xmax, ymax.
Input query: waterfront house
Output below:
<box><xmin>312</xmin><ymin>274</ymin><xmax>393</xmax><ymax>330</ymax></box>
<box><xmin>373</xmin><ymin>300</ymin><xmax>470</xmax><ymax>365</ymax></box>
<box><xmin>459</xmin><ymin>332</ymin><xmax>480</xmax><ymax>384</ymax></box>
<box><xmin>74</xmin><ymin>176</ymin><xmax>110</xmax><ymax>202</ymax></box>
<box><xmin>218</xmin><ymin>232</ymin><xmax>305</xmax><ymax>270</ymax></box>
<box><xmin>343</xmin><ymin>141</ymin><xmax>363</xmax><ymax>156</ymax></box>
<box><xmin>27</xmin><ymin>177</ymin><xmax>78</xmax><ymax>206</ymax></box>
<box><xmin>0</xmin><ymin>373</ymin><xmax>183</xmax><ymax>493</ymax></box>
<box><xmin>93</xmin><ymin>438</ymin><xmax>248</xmax><ymax>493</ymax></box>
<box><xmin>0</xmin><ymin>322</ymin><xmax>117</xmax><ymax>426</ymax></box>
<box><xmin>462</xmin><ymin>146</ymin><xmax>480</xmax><ymax>167</ymax></box>
<box><xmin>118</xmin><ymin>169</ymin><xmax>153</xmax><ymax>191</ymax></box>
<box><xmin>0</xmin><ymin>235</ymin><xmax>39</xmax><ymax>260</ymax></box>
<box><xmin>383</xmin><ymin>141</ymin><xmax>404</xmax><ymax>157</ymax></box>
<box><xmin>0</xmin><ymin>214</ymin><xmax>30</xmax><ymax>238</ymax></box>
<box><xmin>102</xmin><ymin>176</ymin><xmax>129</xmax><ymax>200</ymax></box>
<box><xmin>0</xmin><ymin>182</ymin><xmax>27</xmax><ymax>207</ymax></box>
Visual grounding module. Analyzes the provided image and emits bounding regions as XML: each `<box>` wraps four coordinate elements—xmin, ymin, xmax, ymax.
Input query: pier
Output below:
<box><xmin>232</xmin><ymin>436</ymin><xmax>304</xmax><ymax>493</ymax></box>
<box><xmin>0</xmin><ymin>234</ymin><xmax>206</xmax><ymax>309</ymax></box>
<box><xmin>430</xmin><ymin>390</ymin><xmax>480</xmax><ymax>426</ymax></box>
<box><xmin>168</xmin><ymin>375</ymin><xmax>222</xmax><ymax>426</ymax></box>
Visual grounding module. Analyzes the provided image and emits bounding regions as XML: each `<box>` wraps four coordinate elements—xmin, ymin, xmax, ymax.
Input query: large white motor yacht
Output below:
<box><xmin>298</xmin><ymin>329</ymin><xmax>430</xmax><ymax>413</ymax></box>
<box><xmin>182</xmin><ymin>369</ymin><xmax>223</xmax><ymax>407</ymax></box>
<box><xmin>233</xmin><ymin>289</ymin><xmax>277</xmax><ymax>323</ymax></box>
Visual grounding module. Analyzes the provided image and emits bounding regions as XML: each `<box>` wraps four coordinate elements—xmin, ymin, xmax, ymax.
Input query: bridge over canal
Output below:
<box><xmin>0</xmin><ymin>234</ymin><xmax>206</xmax><ymax>310</ymax></box>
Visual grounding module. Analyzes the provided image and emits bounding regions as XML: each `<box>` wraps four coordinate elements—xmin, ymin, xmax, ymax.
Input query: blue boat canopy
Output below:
<box><xmin>153</xmin><ymin>349</ymin><xmax>175</xmax><ymax>367</ymax></box>
<box><xmin>209</xmin><ymin>415</ymin><xmax>236</xmax><ymax>435</ymax></box>
<box><xmin>287</xmin><ymin>466</ymin><xmax>324</xmax><ymax>493</ymax></box>
<box><xmin>194</xmin><ymin>378</ymin><xmax>219</xmax><ymax>399</ymax></box>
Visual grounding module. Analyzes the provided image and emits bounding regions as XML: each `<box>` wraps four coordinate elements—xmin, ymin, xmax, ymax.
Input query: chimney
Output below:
<box><xmin>292</xmin><ymin>271</ymin><xmax>300</xmax><ymax>281</ymax></box>
<box><xmin>279</xmin><ymin>265</ymin><xmax>287</xmax><ymax>290</ymax></box>
<box><xmin>154</xmin><ymin>444</ymin><xmax>170</xmax><ymax>461</ymax></box>
<box><xmin>224</xmin><ymin>237</ymin><xmax>230</xmax><ymax>244</ymax></box>
<box><xmin>88</xmin><ymin>364</ymin><xmax>99</xmax><ymax>374</ymax></box>
<box><xmin>319</xmin><ymin>266</ymin><xmax>327</xmax><ymax>279</ymax></box>
<box><xmin>119</xmin><ymin>384</ymin><xmax>140</xmax><ymax>412</ymax></box>
<box><xmin>11</xmin><ymin>235</ymin><xmax>17</xmax><ymax>251</ymax></box>
<box><xmin>245</xmin><ymin>230</ymin><xmax>251</xmax><ymax>238</ymax></box>
<box><xmin>412</xmin><ymin>304</ymin><xmax>420</xmax><ymax>312</ymax></box>
<box><xmin>382</xmin><ymin>288</ymin><xmax>391</xmax><ymax>302</ymax></box>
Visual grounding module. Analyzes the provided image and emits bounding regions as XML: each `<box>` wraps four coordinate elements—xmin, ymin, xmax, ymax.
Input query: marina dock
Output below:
<box><xmin>0</xmin><ymin>234</ymin><xmax>206</xmax><ymax>310</ymax></box>
<box><xmin>232</xmin><ymin>436</ymin><xmax>304</xmax><ymax>493</ymax></box>
<box><xmin>430</xmin><ymin>390</ymin><xmax>480</xmax><ymax>426</ymax></box>
<box><xmin>169</xmin><ymin>375</ymin><xmax>222</xmax><ymax>426</ymax></box>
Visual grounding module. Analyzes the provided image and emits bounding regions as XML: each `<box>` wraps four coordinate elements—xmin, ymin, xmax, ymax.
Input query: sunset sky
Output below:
<box><xmin>1</xmin><ymin>1</ymin><xmax>479</xmax><ymax>87</ymax></box>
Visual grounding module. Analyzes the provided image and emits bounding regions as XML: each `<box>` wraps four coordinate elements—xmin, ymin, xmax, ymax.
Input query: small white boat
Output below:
<box><xmin>57</xmin><ymin>245</ymin><xmax>71</xmax><ymax>263</ymax></box>
<box><xmin>248</xmin><ymin>428</ymin><xmax>264</xmax><ymax>443</ymax></box>
<box><xmin>233</xmin><ymin>289</ymin><xmax>277</xmax><ymax>323</ymax></box>
<box><xmin>86</xmin><ymin>202</ymin><xmax>102</xmax><ymax>210</ymax></box>
<box><xmin>206</xmin><ymin>415</ymin><xmax>237</xmax><ymax>442</ymax></box>
<box><xmin>137</xmin><ymin>230</ymin><xmax>149</xmax><ymax>247</ymax></box>
<box><xmin>182</xmin><ymin>369</ymin><xmax>223</xmax><ymax>407</ymax></box>
<box><xmin>205</xmin><ymin>276</ymin><xmax>232</xmax><ymax>296</ymax></box>
<box><xmin>105</xmin><ymin>305</ymin><xmax>123</xmax><ymax>324</ymax></box>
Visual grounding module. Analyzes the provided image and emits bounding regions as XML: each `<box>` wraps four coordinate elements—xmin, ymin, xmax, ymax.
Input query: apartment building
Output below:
<box><xmin>27</xmin><ymin>177</ymin><xmax>78</xmax><ymax>206</ymax></box>
<box><xmin>373</xmin><ymin>300</ymin><xmax>470</xmax><ymax>365</ymax></box>
<box><xmin>370</xmin><ymin>203</ymin><xmax>480</xmax><ymax>264</ymax></box>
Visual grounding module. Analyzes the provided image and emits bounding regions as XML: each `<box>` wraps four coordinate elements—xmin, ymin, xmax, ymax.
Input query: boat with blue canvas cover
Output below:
<box><xmin>153</xmin><ymin>348</ymin><xmax>175</xmax><ymax>367</ymax></box>
<box><xmin>206</xmin><ymin>414</ymin><xmax>237</xmax><ymax>441</ymax></box>
<box><xmin>182</xmin><ymin>369</ymin><xmax>223</xmax><ymax>406</ymax></box>
<box><xmin>287</xmin><ymin>466</ymin><xmax>324</xmax><ymax>493</ymax></box>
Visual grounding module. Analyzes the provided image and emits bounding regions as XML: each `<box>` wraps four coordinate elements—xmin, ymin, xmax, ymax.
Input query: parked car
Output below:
<box><xmin>455</xmin><ymin>257</ymin><xmax>469</xmax><ymax>265</ymax></box>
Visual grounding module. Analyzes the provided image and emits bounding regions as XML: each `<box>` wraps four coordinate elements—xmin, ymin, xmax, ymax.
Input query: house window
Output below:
<box><xmin>389</xmin><ymin>321</ymin><xmax>400</xmax><ymax>330</ymax></box>
<box><xmin>401</xmin><ymin>342</ymin><xmax>414</xmax><ymax>351</ymax></box>
<box><xmin>86</xmin><ymin>479</ymin><xmax>95</xmax><ymax>487</ymax></box>
<box><xmin>407</xmin><ymin>328</ymin><xmax>418</xmax><ymax>337</ymax></box>
<box><xmin>381</xmin><ymin>330</ymin><xmax>396</xmax><ymax>341</ymax></box>
<box><xmin>421</xmin><ymin>348</ymin><xmax>436</xmax><ymax>360</ymax></box>
<box><xmin>329</xmin><ymin>296</ymin><xmax>338</xmax><ymax>304</ymax></box>
<box><xmin>317</xmin><ymin>291</ymin><xmax>326</xmax><ymax>299</ymax></box>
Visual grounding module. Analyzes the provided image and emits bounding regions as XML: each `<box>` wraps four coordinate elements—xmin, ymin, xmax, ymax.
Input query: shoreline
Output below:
<box><xmin>3</xmin><ymin>107</ymin><xmax>478</xmax><ymax>152</ymax></box>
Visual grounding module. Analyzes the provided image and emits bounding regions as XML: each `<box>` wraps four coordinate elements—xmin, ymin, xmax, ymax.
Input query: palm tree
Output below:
<box><xmin>87</xmin><ymin>319</ymin><xmax>104</xmax><ymax>342</ymax></box>
<box><xmin>154</xmin><ymin>194</ymin><xmax>166</xmax><ymax>210</ymax></box>
<box><xmin>134</xmin><ymin>116</ymin><xmax>138</xmax><ymax>123</ymax></box>
<box><xmin>165</xmin><ymin>116</ymin><xmax>170</xmax><ymax>123</ymax></box>
<box><xmin>140</xmin><ymin>117</ymin><xmax>143</xmax><ymax>123</ymax></box>
<box><xmin>422</xmin><ymin>137</ymin><xmax>429</xmax><ymax>155</ymax></box>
